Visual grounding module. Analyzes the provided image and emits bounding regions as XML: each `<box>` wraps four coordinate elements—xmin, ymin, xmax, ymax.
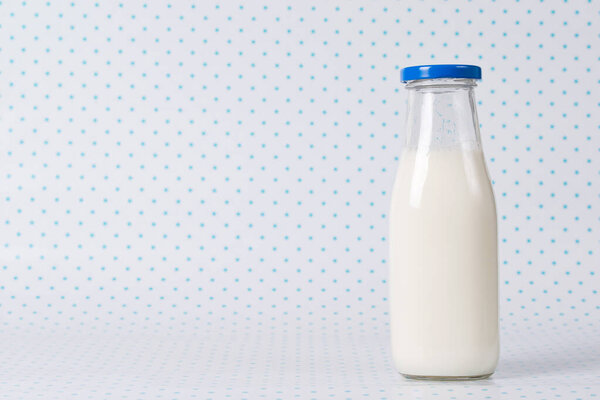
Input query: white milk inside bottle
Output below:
<box><xmin>389</xmin><ymin>65</ymin><xmax>499</xmax><ymax>380</ymax></box>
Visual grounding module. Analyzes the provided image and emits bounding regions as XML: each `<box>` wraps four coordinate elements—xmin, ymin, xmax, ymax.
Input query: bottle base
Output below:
<box><xmin>401</xmin><ymin>372</ymin><xmax>493</xmax><ymax>381</ymax></box>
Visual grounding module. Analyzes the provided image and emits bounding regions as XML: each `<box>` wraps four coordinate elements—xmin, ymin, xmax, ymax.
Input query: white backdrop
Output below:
<box><xmin>0</xmin><ymin>1</ymin><xmax>598</xmax><ymax>399</ymax></box>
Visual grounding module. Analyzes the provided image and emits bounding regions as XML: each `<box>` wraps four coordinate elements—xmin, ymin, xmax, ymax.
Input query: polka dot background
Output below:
<box><xmin>0</xmin><ymin>0</ymin><xmax>598</xmax><ymax>398</ymax></box>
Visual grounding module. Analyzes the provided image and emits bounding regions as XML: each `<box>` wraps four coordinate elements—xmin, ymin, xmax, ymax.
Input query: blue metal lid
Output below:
<box><xmin>401</xmin><ymin>64</ymin><xmax>482</xmax><ymax>82</ymax></box>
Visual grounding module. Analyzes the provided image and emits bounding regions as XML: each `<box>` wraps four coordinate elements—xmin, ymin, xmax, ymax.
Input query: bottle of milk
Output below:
<box><xmin>390</xmin><ymin>65</ymin><xmax>499</xmax><ymax>380</ymax></box>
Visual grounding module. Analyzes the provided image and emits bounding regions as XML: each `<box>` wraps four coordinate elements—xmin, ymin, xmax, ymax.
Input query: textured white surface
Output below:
<box><xmin>1</xmin><ymin>323</ymin><xmax>599</xmax><ymax>399</ymax></box>
<box><xmin>0</xmin><ymin>0</ymin><xmax>598</xmax><ymax>398</ymax></box>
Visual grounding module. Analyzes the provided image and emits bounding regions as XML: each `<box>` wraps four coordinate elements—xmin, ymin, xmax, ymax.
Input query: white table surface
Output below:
<box><xmin>1</xmin><ymin>321</ymin><xmax>598</xmax><ymax>399</ymax></box>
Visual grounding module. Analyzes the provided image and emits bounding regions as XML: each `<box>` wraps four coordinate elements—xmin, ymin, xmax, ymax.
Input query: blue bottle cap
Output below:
<box><xmin>401</xmin><ymin>64</ymin><xmax>482</xmax><ymax>82</ymax></box>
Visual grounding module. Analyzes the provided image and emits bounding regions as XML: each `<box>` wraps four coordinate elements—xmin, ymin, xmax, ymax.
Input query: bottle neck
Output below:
<box><xmin>405</xmin><ymin>78</ymin><xmax>481</xmax><ymax>150</ymax></box>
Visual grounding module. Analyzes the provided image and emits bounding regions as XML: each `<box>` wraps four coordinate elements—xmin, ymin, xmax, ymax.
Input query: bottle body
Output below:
<box><xmin>389</xmin><ymin>77</ymin><xmax>499</xmax><ymax>379</ymax></box>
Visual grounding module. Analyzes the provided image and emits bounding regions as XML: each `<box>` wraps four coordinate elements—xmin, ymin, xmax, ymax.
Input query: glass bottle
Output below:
<box><xmin>389</xmin><ymin>65</ymin><xmax>499</xmax><ymax>380</ymax></box>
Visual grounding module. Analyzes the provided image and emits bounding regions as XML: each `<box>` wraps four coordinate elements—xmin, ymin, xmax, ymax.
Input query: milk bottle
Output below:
<box><xmin>389</xmin><ymin>65</ymin><xmax>499</xmax><ymax>380</ymax></box>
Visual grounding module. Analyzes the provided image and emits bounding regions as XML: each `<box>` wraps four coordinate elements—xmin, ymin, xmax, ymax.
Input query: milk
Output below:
<box><xmin>389</xmin><ymin>146</ymin><xmax>499</xmax><ymax>378</ymax></box>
